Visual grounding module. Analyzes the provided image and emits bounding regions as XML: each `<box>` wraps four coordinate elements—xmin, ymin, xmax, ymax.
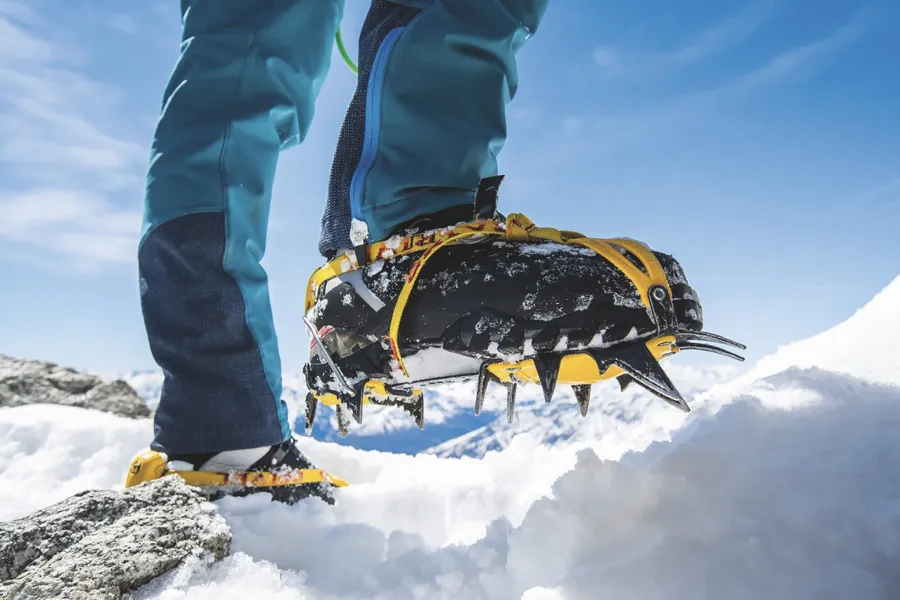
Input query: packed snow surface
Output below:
<box><xmin>2</xmin><ymin>275</ymin><xmax>899</xmax><ymax>599</ymax></box>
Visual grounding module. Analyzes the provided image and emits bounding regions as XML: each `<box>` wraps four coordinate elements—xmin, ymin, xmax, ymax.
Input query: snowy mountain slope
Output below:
<box><xmin>2</xmin><ymin>276</ymin><xmax>898</xmax><ymax>599</ymax></box>
<box><xmin>123</xmin><ymin>363</ymin><xmax>737</xmax><ymax>457</ymax></box>
<box><xmin>121</xmin><ymin>369</ymin><xmax>506</xmax><ymax>454</ymax></box>
<box><xmin>429</xmin><ymin>363</ymin><xmax>740</xmax><ymax>459</ymax></box>
<box><xmin>120</xmin><ymin>369</ymin><xmax>164</xmax><ymax>411</ymax></box>
<box><xmin>751</xmin><ymin>275</ymin><xmax>900</xmax><ymax>386</ymax></box>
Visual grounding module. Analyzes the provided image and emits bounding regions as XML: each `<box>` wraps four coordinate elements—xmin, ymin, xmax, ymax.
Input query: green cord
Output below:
<box><xmin>336</xmin><ymin>27</ymin><xmax>359</xmax><ymax>75</ymax></box>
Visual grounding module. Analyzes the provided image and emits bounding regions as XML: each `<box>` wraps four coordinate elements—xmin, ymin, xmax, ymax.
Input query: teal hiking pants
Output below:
<box><xmin>139</xmin><ymin>0</ymin><xmax>549</xmax><ymax>454</ymax></box>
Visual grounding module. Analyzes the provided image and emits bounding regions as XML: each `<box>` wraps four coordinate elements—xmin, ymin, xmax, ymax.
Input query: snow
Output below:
<box><xmin>350</xmin><ymin>219</ymin><xmax>370</xmax><ymax>247</ymax></box>
<box><xmin>751</xmin><ymin>275</ymin><xmax>900</xmax><ymax>387</ymax></box>
<box><xmin>3</xmin><ymin>276</ymin><xmax>900</xmax><ymax>598</ymax></box>
<box><xmin>517</xmin><ymin>243</ymin><xmax>594</xmax><ymax>257</ymax></box>
<box><xmin>0</xmin><ymin>404</ymin><xmax>150</xmax><ymax>521</ymax></box>
<box><xmin>120</xmin><ymin>368</ymin><xmax>164</xmax><ymax>410</ymax></box>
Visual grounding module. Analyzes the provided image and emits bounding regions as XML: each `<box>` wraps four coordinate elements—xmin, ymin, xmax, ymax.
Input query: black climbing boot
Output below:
<box><xmin>302</xmin><ymin>177</ymin><xmax>744</xmax><ymax>435</ymax></box>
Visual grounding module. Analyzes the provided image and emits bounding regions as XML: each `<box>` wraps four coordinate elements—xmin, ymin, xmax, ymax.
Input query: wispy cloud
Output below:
<box><xmin>0</xmin><ymin>13</ymin><xmax>52</xmax><ymax>61</ymax></box>
<box><xmin>0</xmin><ymin>0</ymin><xmax>36</xmax><ymax>23</ymax></box>
<box><xmin>0</xmin><ymin>188</ymin><xmax>138</xmax><ymax>264</ymax></box>
<box><xmin>572</xmin><ymin>11</ymin><xmax>875</xmax><ymax>155</ymax></box>
<box><xmin>591</xmin><ymin>47</ymin><xmax>618</xmax><ymax>71</ymax></box>
<box><xmin>110</xmin><ymin>14</ymin><xmax>137</xmax><ymax>36</ymax></box>
<box><xmin>0</xmin><ymin>2</ymin><xmax>145</xmax><ymax>268</ymax></box>
<box><xmin>661</xmin><ymin>2</ymin><xmax>776</xmax><ymax>66</ymax></box>
<box><xmin>734</xmin><ymin>20</ymin><xmax>869</xmax><ymax>98</ymax></box>
<box><xmin>592</xmin><ymin>1</ymin><xmax>778</xmax><ymax>77</ymax></box>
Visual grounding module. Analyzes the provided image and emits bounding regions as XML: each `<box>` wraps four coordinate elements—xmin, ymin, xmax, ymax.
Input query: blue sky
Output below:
<box><xmin>0</xmin><ymin>0</ymin><xmax>898</xmax><ymax>374</ymax></box>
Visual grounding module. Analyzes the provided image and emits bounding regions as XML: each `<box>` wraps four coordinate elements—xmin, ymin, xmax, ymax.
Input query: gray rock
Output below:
<box><xmin>0</xmin><ymin>476</ymin><xmax>231</xmax><ymax>600</ymax></box>
<box><xmin>0</xmin><ymin>355</ymin><xmax>150</xmax><ymax>419</ymax></box>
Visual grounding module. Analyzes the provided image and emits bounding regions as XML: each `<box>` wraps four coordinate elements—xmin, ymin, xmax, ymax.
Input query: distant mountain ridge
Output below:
<box><xmin>122</xmin><ymin>361</ymin><xmax>742</xmax><ymax>457</ymax></box>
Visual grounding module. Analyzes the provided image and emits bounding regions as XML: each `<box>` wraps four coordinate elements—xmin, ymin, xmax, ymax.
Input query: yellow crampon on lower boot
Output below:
<box><xmin>301</xmin><ymin>176</ymin><xmax>745</xmax><ymax>436</ymax></box>
<box><xmin>125</xmin><ymin>440</ymin><xmax>347</xmax><ymax>505</ymax></box>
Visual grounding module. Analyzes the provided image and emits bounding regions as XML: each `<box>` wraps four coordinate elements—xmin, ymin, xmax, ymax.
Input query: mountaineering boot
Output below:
<box><xmin>125</xmin><ymin>438</ymin><xmax>347</xmax><ymax>505</ymax></box>
<box><xmin>303</xmin><ymin>176</ymin><xmax>745</xmax><ymax>435</ymax></box>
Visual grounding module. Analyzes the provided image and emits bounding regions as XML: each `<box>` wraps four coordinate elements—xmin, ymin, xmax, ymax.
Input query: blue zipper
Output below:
<box><xmin>349</xmin><ymin>26</ymin><xmax>406</xmax><ymax>224</ymax></box>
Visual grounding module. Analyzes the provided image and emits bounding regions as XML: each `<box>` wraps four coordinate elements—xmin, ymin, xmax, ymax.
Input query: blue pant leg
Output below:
<box><xmin>140</xmin><ymin>0</ymin><xmax>343</xmax><ymax>454</ymax></box>
<box><xmin>321</xmin><ymin>0</ymin><xmax>549</xmax><ymax>254</ymax></box>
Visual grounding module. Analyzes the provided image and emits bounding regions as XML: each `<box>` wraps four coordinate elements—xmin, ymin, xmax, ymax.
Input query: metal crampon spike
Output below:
<box><xmin>475</xmin><ymin>363</ymin><xmax>492</xmax><ymax>416</ymax></box>
<box><xmin>344</xmin><ymin>388</ymin><xmax>364</xmax><ymax>425</ymax></box>
<box><xmin>597</xmin><ymin>344</ymin><xmax>690</xmax><ymax>412</ymax></box>
<box><xmin>506</xmin><ymin>383</ymin><xmax>517</xmax><ymax>424</ymax></box>
<box><xmin>677</xmin><ymin>341</ymin><xmax>746</xmax><ymax>362</ymax></box>
<box><xmin>534</xmin><ymin>353</ymin><xmax>562</xmax><ymax>403</ymax></box>
<box><xmin>676</xmin><ymin>330</ymin><xmax>746</xmax><ymax>350</ymax></box>
<box><xmin>304</xmin><ymin>393</ymin><xmax>318</xmax><ymax>435</ymax></box>
<box><xmin>410</xmin><ymin>391</ymin><xmax>425</xmax><ymax>430</ymax></box>
<box><xmin>617</xmin><ymin>375</ymin><xmax>633</xmax><ymax>392</ymax></box>
<box><xmin>335</xmin><ymin>403</ymin><xmax>352</xmax><ymax>438</ymax></box>
<box><xmin>573</xmin><ymin>384</ymin><xmax>591</xmax><ymax>417</ymax></box>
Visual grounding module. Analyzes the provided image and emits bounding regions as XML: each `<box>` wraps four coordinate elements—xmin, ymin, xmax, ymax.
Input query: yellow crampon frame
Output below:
<box><xmin>124</xmin><ymin>449</ymin><xmax>349</xmax><ymax>490</ymax></box>
<box><xmin>303</xmin><ymin>212</ymin><xmax>745</xmax><ymax>435</ymax></box>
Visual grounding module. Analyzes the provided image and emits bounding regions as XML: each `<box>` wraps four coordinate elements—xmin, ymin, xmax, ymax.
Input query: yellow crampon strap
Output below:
<box><xmin>125</xmin><ymin>450</ymin><xmax>349</xmax><ymax>490</ymax></box>
<box><xmin>388</xmin><ymin>228</ymin><xmax>506</xmax><ymax>375</ymax></box>
<box><xmin>306</xmin><ymin>213</ymin><xmax>673</xmax><ymax>377</ymax></box>
<box><xmin>304</xmin><ymin>220</ymin><xmax>508</xmax><ymax>313</ymax></box>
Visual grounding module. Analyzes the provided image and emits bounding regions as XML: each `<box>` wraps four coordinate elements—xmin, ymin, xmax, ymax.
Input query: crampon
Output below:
<box><xmin>125</xmin><ymin>440</ymin><xmax>347</xmax><ymax>504</ymax></box>
<box><xmin>303</xmin><ymin>176</ymin><xmax>745</xmax><ymax>437</ymax></box>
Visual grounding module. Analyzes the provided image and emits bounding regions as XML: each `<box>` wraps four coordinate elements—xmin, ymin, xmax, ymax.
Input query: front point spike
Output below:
<box><xmin>573</xmin><ymin>384</ymin><xmax>591</xmax><ymax>417</ymax></box>
<box><xmin>475</xmin><ymin>363</ymin><xmax>491</xmax><ymax>416</ymax></box>
<box><xmin>612</xmin><ymin>343</ymin><xmax>690</xmax><ymax>412</ymax></box>
<box><xmin>676</xmin><ymin>330</ymin><xmax>746</xmax><ymax>350</ymax></box>
<box><xmin>677</xmin><ymin>341</ymin><xmax>745</xmax><ymax>362</ymax></box>
<box><xmin>304</xmin><ymin>393</ymin><xmax>318</xmax><ymax>434</ymax></box>
<box><xmin>506</xmin><ymin>384</ymin><xmax>517</xmax><ymax>424</ymax></box>
<box><xmin>534</xmin><ymin>353</ymin><xmax>562</xmax><ymax>403</ymax></box>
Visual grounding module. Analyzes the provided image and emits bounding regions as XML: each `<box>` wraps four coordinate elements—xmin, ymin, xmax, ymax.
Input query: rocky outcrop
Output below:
<box><xmin>0</xmin><ymin>355</ymin><xmax>150</xmax><ymax>419</ymax></box>
<box><xmin>0</xmin><ymin>476</ymin><xmax>231</xmax><ymax>600</ymax></box>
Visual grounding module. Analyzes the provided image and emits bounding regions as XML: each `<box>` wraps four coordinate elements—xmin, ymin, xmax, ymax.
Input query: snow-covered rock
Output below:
<box><xmin>1</xmin><ymin>355</ymin><xmax>149</xmax><ymax>419</ymax></box>
<box><xmin>0</xmin><ymin>476</ymin><xmax>230</xmax><ymax>600</ymax></box>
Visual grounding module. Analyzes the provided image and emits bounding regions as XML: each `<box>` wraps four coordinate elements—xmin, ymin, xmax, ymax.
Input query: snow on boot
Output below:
<box><xmin>125</xmin><ymin>439</ymin><xmax>346</xmax><ymax>505</ymax></box>
<box><xmin>303</xmin><ymin>176</ymin><xmax>744</xmax><ymax>435</ymax></box>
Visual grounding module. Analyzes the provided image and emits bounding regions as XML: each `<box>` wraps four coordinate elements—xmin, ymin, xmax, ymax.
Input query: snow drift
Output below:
<box><xmin>1</xmin><ymin>276</ymin><xmax>898</xmax><ymax>599</ymax></box>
